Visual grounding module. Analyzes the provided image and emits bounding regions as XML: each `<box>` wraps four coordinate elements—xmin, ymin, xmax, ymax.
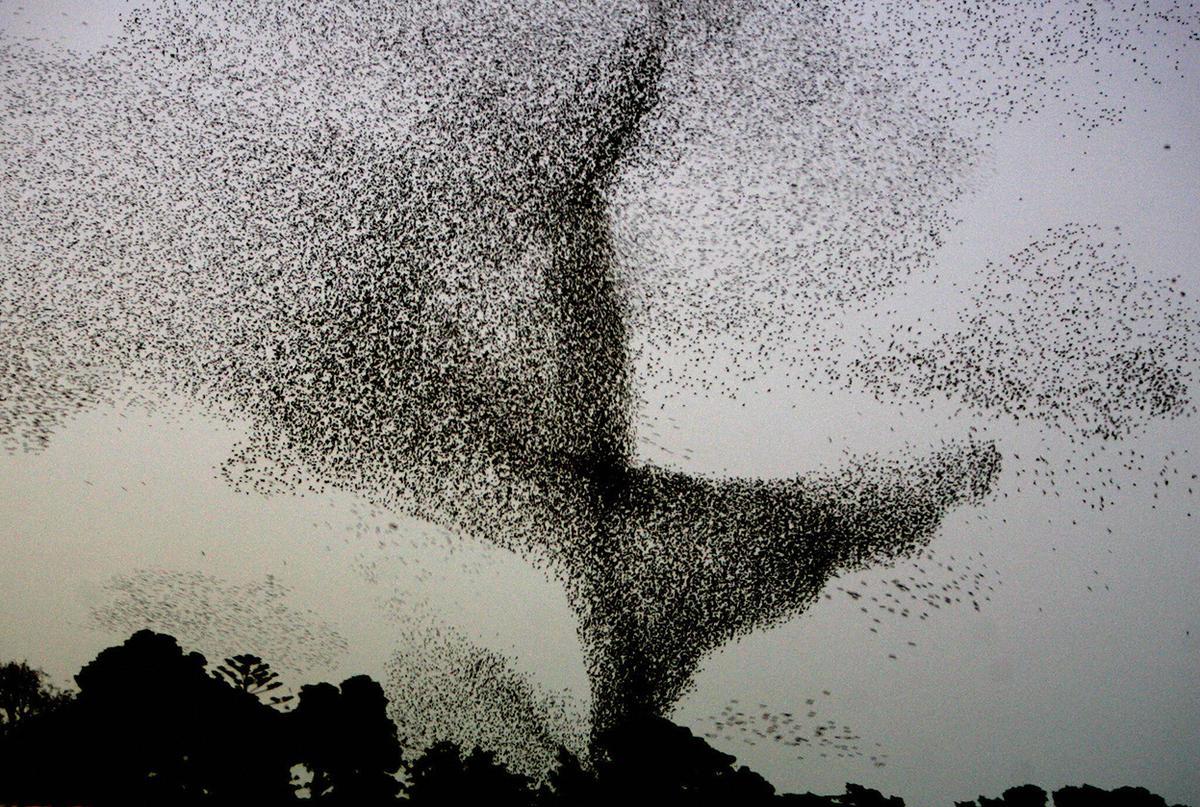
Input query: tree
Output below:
<box><xmin>969</xmin><ymin>785</ymin><xmax>1048</xmax><ymax>807</ymax></box>
<box><xmin>405</xmin><ymin>741</ymin><xmax>535</xmax><ymax>807</ymax></box>
<box><xmin>0</xmin><ymin>660</ymin><xmax>73</xmax><ymax>736</ymax></box>
<box><xmin>1000</xmin><ymin>785</ymin><xmax>1049</xmax><ymax>807</ymax></box>
<box><xmin>0</xmin><ymin>661</ymin><xmax>79</xmax><ymax>805</ymax></box>
<box><xmin>1053</xmin><ymin>784</ymin><xmax>1183</xmax><ymax>807</ymax></box>
<box><xmin>291</xmin><ymin>675</ymin><xmax>402</xmax><ymax>805</ymax></box>
<box><xmin>28</xmin><ymin>630</ymin><xmax>295</xmax><ymax>806</ymax></box>
<box><xmin>215</xmin><ymin>653</ymin><xmax>294</xmax><ymax>707</ymax></box>
<box><xmin>589</xmin><ymin>715</ymin><xmax>777</xmax><ymax>806</ymax></box>
<box><xmin>542</xmin><ymin>745</ymin><xmax>601</xmax><ymax>807</ymax></box>
<box><xmin>835</xmin><ymin>783</ymin><xmax>906</xmax><ymax>807</ymax></box>
<box><xmin>780</xmin><ymin>794</ymin><xmax>841</xmax><ymax>806</ymax></box>
<box><xmin>1108</xmin><ymin>787</ymin><xmax>1172</xmax><ymax>807</ymax></box>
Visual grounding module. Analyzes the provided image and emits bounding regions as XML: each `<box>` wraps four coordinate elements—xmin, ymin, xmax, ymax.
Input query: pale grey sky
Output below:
<box><xmin>1</xmin><ymin>2</ymin><xmax>1198</xmax><ymax>805</ymax></box>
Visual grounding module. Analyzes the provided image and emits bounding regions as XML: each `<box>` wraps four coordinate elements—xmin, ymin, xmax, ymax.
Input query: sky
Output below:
<box><xmin>1</xmin><ymin>1</ymin><xmax>1198</xmax><ymax>805</ymax></box>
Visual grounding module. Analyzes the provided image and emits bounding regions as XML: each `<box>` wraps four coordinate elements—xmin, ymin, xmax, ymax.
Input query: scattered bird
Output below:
<box><xmin>1</xmin><ymin>0</ymin><xmax>1197</xmax><ymax>764</ymax></box>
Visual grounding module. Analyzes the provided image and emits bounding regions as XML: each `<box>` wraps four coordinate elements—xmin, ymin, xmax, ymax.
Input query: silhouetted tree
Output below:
<box><xmin>1053</xmin><ymin>784</ymin><xmax>1185</xmax><ymax>807</ymax></box>
<box><xmin>215</xmin><ymin>653</ymin><xmax>294</xmax><ymax>707</ymax></box>
<box><xmin>958</xmin><ymin>784</ymin><xmax>1191</xmax><ymax>807</ymax></box>
<box><xmin>3</xmin><ymin>634</ymin><xmax>1196</xmax><ymax>807</ymax></box>
<box><xmin>293</xmin><ymin>681</ymin><xmax>341</xmax><ymax>800</ymax></box>
<box><xmin>405</xmin><ymin>741</ymin><xmax>535</xmax><ymax>806</ymax></box>
<box><xmin>777</xmin><ymin>792</ymin><xmax>835</xmax><ymax>802</ymax></box>
<box><xmin>1107</xmin><ymin>786</ymin><xmax>1176</xmax><ymax>807</ymax></box>
<box><xmin>92</xmin><ymin>631</ymin><xmax>286</xmax><ymax>803</ymax></box>
<box><xmin>964</xmin><ymin>784</ymin><xmax>1049</xmax><ymax>807</ymax></box>
<box><xmin>834</xmin><ymin>782</ymin><xmax>905</xmax><ymax>807</ymax></box>
<box><xmin>589</xmin><ymin>715</ymin><xmax>776</xmax><ymax>806</ymax></box>
<box><xmin>999</xmin><ymin>784</ymin><xmax>1049</xmax><ymax>807</ymax></box>
<box><xmin>1054</xmin><ymin>785</ymin><xmax>1112</xmax><ymax>807</ymax></box>
<box><xmin>0</xmin><ymin>662</ymin><xmax>80</xmax><ymax>805</ymax></box>
<box><xmin>779</xmin><ymin>794</ymin><xmax>842</xmax><ymax>806</ymax></box>
<box><xmin>0</xmin><ymin>630</ymin><xmax>294</xmax><ymax>806</ymax></box>
<box><xmin>541</xmin><ymin>745</ymin><xmax>601</xmax><ymax>806</ymax></box>
<box><xmin>0</xmin><ymin>660</ymin><xmax>73</xmax><ymax>736</ymax></box>
<box><xmin>290</xmin><ymin>674</ymin><xmax>402</xmax><ymax>805</ymax></box>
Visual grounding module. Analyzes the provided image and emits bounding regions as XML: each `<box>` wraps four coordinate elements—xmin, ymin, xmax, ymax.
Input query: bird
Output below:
<box><xmin>1</xmin><ymin>0</ymin><xmax>1197</xmax><ymax>752</ymax></box>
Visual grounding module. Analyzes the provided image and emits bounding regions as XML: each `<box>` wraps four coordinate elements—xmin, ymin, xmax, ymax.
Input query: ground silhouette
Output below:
<box><xmin>0</xmin><ymin>632</ymin><xmax>1191</xmax><ymax>807</ymax></box>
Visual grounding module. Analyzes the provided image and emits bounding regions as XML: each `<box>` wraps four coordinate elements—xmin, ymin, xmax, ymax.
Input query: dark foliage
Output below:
<box><xmin>835</xmin><ymin>783</ymin><xmax>907</xmax><ymax>807</ymax></box>
<box><xmin>292</xmin><ymin>676</ymin><xmax>403</xmax><ymax>805</ymax></box>
<box><xmin>406</xmin><ymin>741</ymin><xmax>536</xmax><ymax>806</ymax></box>
<box><xmin>590</xmin><ymin>715</ymin><xmax>778</xmax><ymax>805</ymax></box>
<box><xmin>0</xmin><ymin>630</ymin><xmax>295</xmax><ymax>805</ymax></box>
<box><xmin>0</xmin><ymin>634</ymin><xmax>1192</xmax><ymax>807</ymax></box>
<box><xmin>1053</xmin><ymin>784</ymin><xmax>1183</xmax><ymax>807</ymax></box>
<box><xmin>215</xmin><ymin>653</ymin><xmax>294</xmax><ymax>708</ymax></box>
<box><xmin>960</xmin><ymin>783</ymin><xmax>1189</xmax><ymax>807</ymax></box>
<box><xmin>0</xmin><ymin>661</ymin><xmax>73</xmax><ymax>737</ymax></box>
<box><xmin>0</xmin><ymin>632</ymin><xmax>397</xmax><ymax>806</ymax></box>
<box><xmin>981</xmin><ymin>784</ymin><xmax>1049</xmax><ymax>807</ymax></box>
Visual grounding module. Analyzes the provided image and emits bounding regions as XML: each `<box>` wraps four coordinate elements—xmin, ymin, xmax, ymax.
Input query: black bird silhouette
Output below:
<box><xmin>2</xmin><ymin>0</ymin><xmax>1196</xmax><ymax>742</ymax></box>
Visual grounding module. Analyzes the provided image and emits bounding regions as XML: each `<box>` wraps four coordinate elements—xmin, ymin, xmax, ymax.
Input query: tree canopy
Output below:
<box><xmin>0</xmin><ymin>632</ymin><xmax>1191</xmax><ymax>807</ymax></box>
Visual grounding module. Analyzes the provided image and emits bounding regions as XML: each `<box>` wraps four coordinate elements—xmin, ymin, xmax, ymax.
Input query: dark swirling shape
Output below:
<box><xmin>31</xmin><ymin>0</ymin><xmax>1200</xmax><ymax>738</ymax></box>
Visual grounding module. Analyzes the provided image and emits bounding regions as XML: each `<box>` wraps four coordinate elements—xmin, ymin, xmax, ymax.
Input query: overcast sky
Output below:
<box><xmin>1</xmin><ymin>2</ymin><xmax>1198</xmax><ymax>805</ymax></box>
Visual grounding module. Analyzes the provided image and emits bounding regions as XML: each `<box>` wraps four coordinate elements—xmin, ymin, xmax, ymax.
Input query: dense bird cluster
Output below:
<box><xmin>853</xmin><ymin>225</ymin><xmax>1195</xmax><ymax>440</ymax></box>
<box><xmin>613</xmin><ymin>1</ymin><xmax>1198</xmax><ymax>404</ymax></box>
<box><xmin>2</xmin><ymin>0</ymin><xmax>1196</xmax><ymax>753</ymax></box>
<box><xmin>384</xmin><ymin>622</ymin><xmax>586</xmax><ymax>778</ymax></box>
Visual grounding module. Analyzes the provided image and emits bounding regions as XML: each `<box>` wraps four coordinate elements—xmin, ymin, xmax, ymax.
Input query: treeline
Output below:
<box><xmin>0</xmin><ymin>631</ymin><xmax>1189</xmax><ymax>807</ymax></box>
